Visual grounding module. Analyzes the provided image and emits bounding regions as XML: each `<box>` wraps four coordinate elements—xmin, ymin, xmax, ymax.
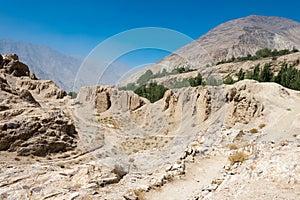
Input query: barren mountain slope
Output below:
<box><xmin>121</xmin><ymin>15</ymin><xmax>300</xmax><ymax>85</ymax></box>
<box><xmin>162</xmin><ymin>15</ymin><xmax>300</xmax><ymax>69</ymax></box>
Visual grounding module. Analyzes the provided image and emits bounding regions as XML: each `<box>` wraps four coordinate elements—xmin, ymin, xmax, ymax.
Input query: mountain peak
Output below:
<box><xmin>171</xmin><ymin>15</ymin><xmax>300</xmax><ymax>68</ymax></box>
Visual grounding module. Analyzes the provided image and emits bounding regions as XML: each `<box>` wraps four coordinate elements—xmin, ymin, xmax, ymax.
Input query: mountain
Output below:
<box><xmin>0</xmin><ymin>39</ymin><xmax>81</xmax><ymax>91</ymax></box>
<box><xmin>175</xmin><ymin>15</ymin><xmax>300</xmax><ymax>66</ymax></box>
<box><xmin>121</xmin><ymin>15</ymin><xmax>300</xmax><ymax>85</ymax></box>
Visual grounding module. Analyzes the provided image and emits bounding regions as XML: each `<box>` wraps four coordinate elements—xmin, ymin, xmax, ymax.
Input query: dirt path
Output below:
<box><xmin>144</xmin><ymin>156</ymin><xmax>227</xmax><ymax>200</ymax></box>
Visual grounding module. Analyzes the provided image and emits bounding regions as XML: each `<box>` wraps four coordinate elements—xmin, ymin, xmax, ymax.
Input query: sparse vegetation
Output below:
<box><xmin>121</xmin><ymin>70</ymin><xmax>219</xmax><ymax>102</ymax></box>
<box><xmin>224</xmin><ymin>61</ymin><xmax>300</xmax><ymax>92</ymax></box>
<box><xmin>217</xmin><ymin>48</ymin><xmax>299</xmax><ymax>65</ymax></box>
<box><xmin>121</xmin><ymin>135</ymin><xmax>172</xmax><ymax>154</ymax></box>
<box><xmin>170</xmin><ymin>78</ymin><xmax>190</xmax><ymax>89</ymax></box>
<box><xmin>274</xmin><ymin>62</ymin><xmax>300</xmax><ymax>91</ymax></box>
<box><xmin>223</xmin><ymin>75</ymin><xmax>235</xmax><ymax>85</ymax></box>
<box><xmin>136</xmin><ymin>69</ymin><xmax>153</xmax><ymax>85</ymax></box>
<box><xmin>135</xmin><ymin>68</ymin><xmax>195</xmax><ymax>86</ymax></box>
<box><xmin>188</xmin><ymin>73</ymin><xmax>203</xmax><ymax>87</ymax></box>
<box><xmin>68</xmin><ymin>91</ymin><xmax>77</xmax><ymax>99</ymax></box>
<box><xmin>170</xmin><ymin>73</ymin><xmax>204</xmax><ymax>88</ymax></box>
<box><xmin>206</xmin><ymin>76</ymin><xmax>223</xmax><ymax>86</ymax></box>
<box><xmin>134</xmin><ymin>82</ymin><xmax>168</xmax><ymax>103</ymax></box>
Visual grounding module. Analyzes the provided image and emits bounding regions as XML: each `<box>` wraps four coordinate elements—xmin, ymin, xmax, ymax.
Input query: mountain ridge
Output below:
<box><xmin>0</xmin><ymin>39</ymin><xmax>81</xmax><ymax>91</ymax></box>
<box><xmin>179</xmin><ymin>15</ymin><xmax>300</xmax><ymax>64</ymax></box>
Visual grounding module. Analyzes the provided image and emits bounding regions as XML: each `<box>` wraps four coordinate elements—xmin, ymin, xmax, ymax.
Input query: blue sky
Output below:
<box><xmin>1</xmin><ymin>0</ymin><xmax>300</xmax><ymax>65</ymax></box>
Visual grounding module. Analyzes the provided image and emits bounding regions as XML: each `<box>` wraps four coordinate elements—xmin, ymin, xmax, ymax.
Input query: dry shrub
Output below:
<box><xmin>258</xmin><ymin>123</ymin><xmax>266</xmax><ymax>129</ymax></box>
<box><xmin>133</xmin><ymin>149</ymin><xmax>139</xmax><ymax>153</ymax></box>
<box><xmin>228</xmin><ymin>151</ymin><xmax>248</xmax><ymax>164</ymax></box>
<box><xmin>134</xmin><ymin>189</ymin><xmax>146</xmax><ymax>200</ymax></box>
<box><xmin>228</xmin><ymin>144</ymin><xmax>239</xmax><ymax>150</ymax></box>
<box><xmin>14</xmin><ymin>157</ymin><xmax>20</xmax><ymax>161</ymax></box>
<box><xmin>249</xmin><ymin>128</ymin><xmax>258</xmax><ymax>134</ymax></box>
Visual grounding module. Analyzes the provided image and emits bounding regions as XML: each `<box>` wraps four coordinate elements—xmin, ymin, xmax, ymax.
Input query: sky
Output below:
<box><xmin>0</xmin><ymin>0</ymin><xmax>300</xmax><ymax>65</ymax></box>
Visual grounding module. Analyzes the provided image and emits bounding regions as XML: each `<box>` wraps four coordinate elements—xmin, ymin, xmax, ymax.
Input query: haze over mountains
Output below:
<box><xmin>0</xmin><ymin>39</ymin><xmax>81</xmax><ymax>91</ymax></box>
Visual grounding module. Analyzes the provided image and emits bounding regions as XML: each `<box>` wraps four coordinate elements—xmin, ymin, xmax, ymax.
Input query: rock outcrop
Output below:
<box><xmin>225</xmin><ymin>81</ymin><xmax>264</xmax><ymax>127</ymax></box>
<box><xmin>0</xmin><ymin>54</ymin><xmax>77</xmax><ymax>156</ymax></box>
<box><xmin>17</xmin><ymin>79</ymin><xmax>67</xmax><ymax>99</ymax></box>
<box><xmin>2</xmin><ymin>53</ymin><xmax>300</xmax><ymax>199</ymax></box>
<box><xmin>1</xmin><ymin>54</ymin><xmax>30</xmax><ymax>77</ymax></box>
<box><xmin>77</xmin><ymin>85</ymin><xmax>148</xmax><ymax>114</ymax></box>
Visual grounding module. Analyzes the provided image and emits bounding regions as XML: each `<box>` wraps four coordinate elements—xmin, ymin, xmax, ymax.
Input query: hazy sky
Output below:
<box><xmin>0</xmin><ymin>0</ymin><xmax>299</xmax><ymax>64</ymax></box>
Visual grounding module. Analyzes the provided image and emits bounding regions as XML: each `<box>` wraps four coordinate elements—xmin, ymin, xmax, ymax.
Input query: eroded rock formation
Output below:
<box><xmin>0</xmin><ymin>54</ymin><xmax>77</xmax><ymax>156</ymax></box>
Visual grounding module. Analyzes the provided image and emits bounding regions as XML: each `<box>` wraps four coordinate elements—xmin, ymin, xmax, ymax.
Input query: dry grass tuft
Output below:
<box><xmin>258</xmin><ymin>123</ymin><xmax>266</xmax><ymax>129</ymax></box>
<box><xmin>249</xmin><ymin>128</ymin><xmax>258</xmax><ymax>134</ymax></box>
<box><xmin>134</xmin><ymin>189</ymin><xmax>146</xmax><ymax>200</ymax></box>
<box><xmin>228</xmin><ymin>144</ymin><xmax>239</xmax><ymax>150</ymax></box>
<box><xmin>228</xmin><ymin>151</ymin><xmax>248</xmax><ymax>164</ymax></box>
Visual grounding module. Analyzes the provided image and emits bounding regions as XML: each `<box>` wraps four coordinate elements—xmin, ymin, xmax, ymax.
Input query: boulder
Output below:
<box><xmin>1</xmin><ymin>54</ymin><xmax>29</xmax><ymax>77</ymax></box>
<box><xmin>19</xmin><ymin>90</ymin><xmax>40</xmax><ymax>107</ymax></box>
<box><xmin>7</xmin><ymin>61</ymin><xmax>30</xmax><ymax>77</ymax></box>
<box><xmin>3</xmin><ymin>54</ymin><xmax>19</xmax><ymax>61</ymax></box>
<box><xmin>0</xmin><ymin>114</ymin><xmax>77</xmax><ymax>156</ymax></box>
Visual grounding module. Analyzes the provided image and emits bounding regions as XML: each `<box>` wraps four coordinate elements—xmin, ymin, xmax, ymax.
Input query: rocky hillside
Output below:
<box><xmin>1</xmin><ymin>16</ymin><xmax>300</xmax><ymax>198</ymax></box>
<box><xmin>71</xmin><ymin>79</ymin><xmax>300</xmax><ymax>199</ymax></box>
<box><xmin>0</xmin><ymin>39</ymin><xmax>81</xmax><ymax>91</ymax></box>
<box><xmin>121</xmin><ymin>15</ymin><xmax>300</xmax><ymax>85</ymax></box>
<box><xmin>145</xmin><ymin>51</ymin><xmax>300</xmax><ymax>88</ymax></box>
<box><xmin>0</xmin><ymin>54</ymin><xmax>77</xmax><ymax>156</ymax></box>
<box><xmin>1</xmin><ymin>52</ymin><xmax>300</xmax><ymax>198</ymax></box>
